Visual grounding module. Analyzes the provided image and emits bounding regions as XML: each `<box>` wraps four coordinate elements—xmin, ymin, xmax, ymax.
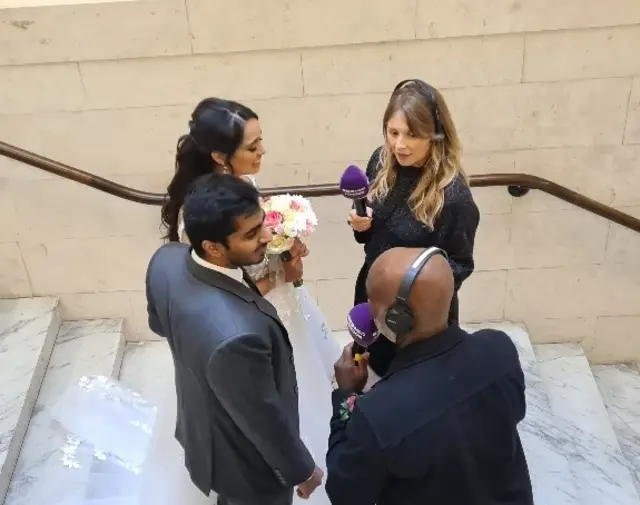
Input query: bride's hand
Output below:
<box><xmin>289</xmin><ymin>238</ymin><xmax>309</xmax><ymax>258</ymax></box>
<box><xmin>283</xmin><ymin>256</ymin><xmax>304</xmax><ymax>284</ymax></box>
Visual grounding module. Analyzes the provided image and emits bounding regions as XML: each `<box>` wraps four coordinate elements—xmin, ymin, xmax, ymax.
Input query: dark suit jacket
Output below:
<box><xmin>326</xmin><ymin>326</ymin><xmax>533</xmax><ymax>505</ymax></box>
<box><xmin>145</xmin><ymin>243</ymin><xmax>314</xmax><ymax>501</ymax></box>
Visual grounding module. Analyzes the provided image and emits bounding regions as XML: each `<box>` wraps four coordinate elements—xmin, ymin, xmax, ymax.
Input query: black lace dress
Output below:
<box><xmin>353</xmin><ymin>147</ymin><xmax>480</xmax><ymax>375</ymax></box>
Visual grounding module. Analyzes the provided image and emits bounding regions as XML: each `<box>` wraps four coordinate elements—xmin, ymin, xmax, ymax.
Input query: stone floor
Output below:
<box><xmin>2</xmin><ymin>297</ymin><xmax>640</xmax><ymax>504</ymax></box>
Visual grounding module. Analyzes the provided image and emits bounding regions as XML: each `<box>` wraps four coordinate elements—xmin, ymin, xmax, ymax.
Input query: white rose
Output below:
<box><xmin>283</xmin><ymin>220</ymin><xmax>298</xmax><ymax>237</ymax></box>
<box><xmin>294</xmin><ymin>214</ymin><xmax>308</xmax><ymax>232</ymax></box>
<box><xmin>270</xmin><ymin>195</ymin><xmax>292</xmax><ymax>213</ymax></box>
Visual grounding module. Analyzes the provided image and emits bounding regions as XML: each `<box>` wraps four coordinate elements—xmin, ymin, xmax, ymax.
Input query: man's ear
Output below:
<box><xmin>211</xmin><ymin>151</ymin><xmax>227</xmax><ymax>167</ymax></box>
<box><xmin>202</xmin><ymin>240</ymin><xmax>225</xmax><ymax>258</ymax></box>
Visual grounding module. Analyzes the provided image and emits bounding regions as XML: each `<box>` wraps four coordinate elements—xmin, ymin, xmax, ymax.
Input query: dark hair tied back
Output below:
<box><xmin>161</xmin><ymin>98</ymin><xmax>259</xmax><ymax>241</ymax></box>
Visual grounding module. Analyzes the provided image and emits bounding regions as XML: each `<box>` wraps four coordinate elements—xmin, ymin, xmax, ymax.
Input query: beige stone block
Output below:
<box><xmin>416</xmin><ymin>0</ymin><xmax>640</xmax><ymax>39</ymax></box>
<box><xmin>308</xmin><ymin>196</ymin><xmax>352</xmax><ymax>225</ymax></box>
<box><xmin>113</xmin><ymin>172</ymin><xmax>176</xmax><ymax>194</ymax></box>
<box><xmin>19</xmin><ymin>235</ymin><xmax>161</xmax><ymax>295</ymax></box>
<box><xmin>0</xmin><ymin>155</ymin><xmax>54</xmax><ymax>180</ymax></box>
<box><xmin>584</xmin><ymin>316</ymin><xmax>640</xmax><ymax>364</ymax></box>
<box><xmin>524</xmin><ymin>26</ymin><xmax>640</xmax><ymax>82</ymax></box>
<box><xmin>246</xmin><ymin>94</ymin><xmax>387</xmax><ymax>165</ymax></box>
<box><xmin>605</xmin><ymin>216</ymin><xmax>640</xmax><ymax>266</ymax></box>
<box><xmin>80</xmin><ymin>51</ymin><xmax>303</xmax><ymax>110</ymax></box>
<box><xmin>446</xmin><ymin>79</ymin><xmax>630</xmax><ymax>152</ymax></box>
<box><xmin>512</xmin><ymin>145</ymin><xmax>640</xmax><ymax>211</ymax></box>
<box><xmin>464</xmin><ymin>151</ymin><xmax>516</xmax><ymax>175</ymax></box>
<box><xmin>187</xmin><ymin>0</ymin><xmax>415</xmax><ymax>54</ymax></box>
<box><xmin>256</xmin><ymin>162</ymin><xmax>310</xmax><ymax>189</ymax></box>
<box><xmin>505</xmin><ymin>266</ymin><xmax>599</xmax><ymax>320</ymax></box>
<box><xmin>0</xmin><ymin>242</ymin><xmax>32</xmax><ymax>297</ymax></box>
<box><xmin>470</xmin><ymin>187</ymin><xmax>512</xmax><ymax>215</ymax></box>
<box><xmin>523</xmin><ymin>317</ymin><xmax>596</xmax><ymax>345</ymax></box>
<box><xmin>0</xmin><ymin>179</ymin><xmax>20</xmax><ymax>242</ymax></box>
<box><xmin>458</xmin><ymin>270</ymin><xmax>506</xmax><ymax>322</ymax></box>
<box><xmin>473</xmin><ymin>214</ymin><xmax>515</xmax><ymax>272</ymax></box>
<box><xmin>625</xmin><ymin>77</ymin><xmax>640</xmax><ymax>145</ymax></box>
<box><xmin>308</xmin><ymin>160</ymin><xmax>368</xmax><ymax>186</ymax></box>
<box><xmin>510</xmin><ymin>209</ymin><xmax>609</xmax><ymax>268</ymax></box>
<box><xmin>506</xmin><ymin>263</ymin><xmax>640</xmax><ymax>321</ymax></box>
<box><xmin>315</xmin><ymin>278</ymin><xmax>357</xmax><ymax>330</ymax></box>
<box><xmin>0</xmin><ymin>63</ymin><xmax>84</xmax><ymax>114</ymax></box>
<box><xmin>304</xmin><ymin>223</ymin><xmax>365</xmax><ymax>281</ymax></box>
<box><xmin>597</xmin><ymin>262</ymin><xmax>640</xmax><ymax>317</ymax></box>
<box><xmin>3</xmin><ymin>178</ymin><xmax>161</xmax><ymax>241</ymax></box>
<box><xmin>59</xmin><ymin>290</ymin><xmax>155</xmax><ymax>341</ymax></box>
<box><xmin>302</xmin><ymin>35</ymin><xmax>524</xmax><ymax>96</ymax></box>
<box><xmin>0</xmin><ymin>105</ymin><xmax>190</xmax><ymax>178</ymax></box>
<box><xmin>0</xmin><ymin>0</ymin><xmax>191</xmax><ymax>65</ymax></box>
<box><xmin>241</xmin><ymin>97</ymin><xmax>306</xmax><ymax>165</ymax></box>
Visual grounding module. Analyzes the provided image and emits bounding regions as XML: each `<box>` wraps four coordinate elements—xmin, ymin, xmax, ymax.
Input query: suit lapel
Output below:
<box><xmin>186</xmin><ymin>254</ymin><xmax>287</xmax><ymax>338</ymax></box>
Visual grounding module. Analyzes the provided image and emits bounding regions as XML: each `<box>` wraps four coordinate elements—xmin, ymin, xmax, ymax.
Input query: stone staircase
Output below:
<box><xmin>1</xmin><ymin>298</ymin><xmax>640</xmax><ymax>504</ymax></box>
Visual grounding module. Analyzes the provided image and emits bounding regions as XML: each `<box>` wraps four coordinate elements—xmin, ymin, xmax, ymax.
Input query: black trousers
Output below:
<box><xmin>354</xmin><ymin>261</ymin><xmax>460</xmax><ymax>376</ymax></box>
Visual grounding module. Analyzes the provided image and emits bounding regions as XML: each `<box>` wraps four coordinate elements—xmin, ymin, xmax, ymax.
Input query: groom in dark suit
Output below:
<box><xmin>145</xmin><ymin>173</ymin><xmax>323</xmax><ymax>505</ymax></box>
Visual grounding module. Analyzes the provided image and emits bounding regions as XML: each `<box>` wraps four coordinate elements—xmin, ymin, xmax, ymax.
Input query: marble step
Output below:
<box><xmin>3</xmin><ymin>318</ymin><xmax>127</xmax><ymax>505</ymax></box>
<box><xmin>592</xmin><ymin>363</ymin><xmax>640</xmax><ymax>494</ymax></box>
<box><xmin>0</xmin><ymin>297</ymin><xmax>60</xmax><ymax>502</ymax></box>
<box><xmin>466</xmin><ymin>323</ymin><xmax>580</xmax><ymax>504</ymax></box>
<box><xmin>535</xmin><ymin>343</ymin><xmax>640</xmax><ymax>505</ymax></box>
<box><xmin>118</xmin><ymin>341</ymin><xmax>208</xmax><ymax>504</ymax></box>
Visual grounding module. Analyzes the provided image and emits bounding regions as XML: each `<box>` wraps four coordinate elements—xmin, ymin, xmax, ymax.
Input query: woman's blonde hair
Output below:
<box><xmin>369</xmin><ymin>81</ymin><xmax>466</xmax><ymax>228</ymax></box>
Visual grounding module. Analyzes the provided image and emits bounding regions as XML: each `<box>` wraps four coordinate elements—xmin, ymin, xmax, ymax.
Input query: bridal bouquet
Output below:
<box><xmin>262</xmin><ymin>194</ymin><xmax>318</xmax><ymax>287</ymax></box>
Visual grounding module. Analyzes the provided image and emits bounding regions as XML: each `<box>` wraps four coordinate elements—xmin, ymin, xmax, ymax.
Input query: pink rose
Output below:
<box><xmin>305</xmin><ymin>219</ymin><xmax>314</xmax><ymax>236</ymax></box>
<box><xmin>346</xmin><ymin>395</ymin><xmax>357</xmax><ymax>411</ymax></box>
<box><xmin>290</xmin><ymin>200</ymin><xmax>304</xmax><ymax>211</ymax></box>
<box><xmin>264</xmin><ymin>210</ymin><xmax>283</xmax><ymax>229</ymax></box>
<box><xmin>274</xmin><ymin>223</ymin><xmax>285</xmax><ymax>235</ymax></box>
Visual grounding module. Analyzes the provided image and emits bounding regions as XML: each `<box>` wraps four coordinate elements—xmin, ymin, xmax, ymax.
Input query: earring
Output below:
<box><xmin>222</xmin><ymin>165</ymin><xmax>230</xmax><ymax>174</ymax></box>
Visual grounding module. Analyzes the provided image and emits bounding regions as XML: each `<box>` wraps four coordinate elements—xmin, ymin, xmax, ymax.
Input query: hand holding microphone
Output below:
<box><xmin>340</xmin><ymin>165</ymin><xmax>373</xmax><ymax>231</ymax></box>
<box><xmin>336</xmin><ymin>303</ymin><xmax>380</xmax><ymax>391</ymax></box>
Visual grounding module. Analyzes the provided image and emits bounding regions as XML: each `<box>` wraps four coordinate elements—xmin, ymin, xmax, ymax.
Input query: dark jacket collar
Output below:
<box><xmin>186</xmin><ymin>253</ymin><xmax>283</xmax><ymax>327</ymax></box>
<box><xmin>385</xmin><ymin>326</ymin><xmax>466</xmax><ymax>377</ymax></box>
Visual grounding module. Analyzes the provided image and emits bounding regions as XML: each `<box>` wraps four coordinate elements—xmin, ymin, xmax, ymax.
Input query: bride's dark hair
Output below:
<box><xmin>161</xmin><ymin>97</ymin><xmax>259</xmax><ymax>241</ymax></box>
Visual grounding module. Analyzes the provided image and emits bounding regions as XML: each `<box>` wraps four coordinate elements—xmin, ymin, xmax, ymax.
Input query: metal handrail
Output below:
<box><xmin>2</xmin><ymin>139</ymin><xmax>639</xmax><ymax>233</ymax></box>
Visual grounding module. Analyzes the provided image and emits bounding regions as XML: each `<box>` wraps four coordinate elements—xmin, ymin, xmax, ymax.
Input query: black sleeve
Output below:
<box><xmin>353</xmin><ymin>147</ymin><xmax>383</xmax><ymax>245</ymax></box>
<box><xmin>326</xmin><ymin>390</ymin><xmax>385</xmax><ymax>505</ymax></box>
<box><xmin>441</xmin><ymin>180</ymin><xmax>480</xmax><ymax>289</ymax></box>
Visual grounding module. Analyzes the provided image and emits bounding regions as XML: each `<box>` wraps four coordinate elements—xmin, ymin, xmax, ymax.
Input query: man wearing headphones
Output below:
<box><xmin>326</xmin><ymin>247</ymin><xmax>533</xmax><ymax>505</ymax></box>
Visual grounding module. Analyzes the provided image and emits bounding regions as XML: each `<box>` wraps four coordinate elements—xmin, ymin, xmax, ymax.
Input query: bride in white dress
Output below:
<box><xmin>141</xmin><ymin>98</ymin><xmax>341</xmax><ymax>504</ymax></box>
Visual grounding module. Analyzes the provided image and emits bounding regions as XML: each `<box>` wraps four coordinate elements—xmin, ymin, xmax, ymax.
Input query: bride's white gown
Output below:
<box><xmin>140</xmin><ymin>180</ymin><xmax>341</xmax><ymax>504</ymax></box>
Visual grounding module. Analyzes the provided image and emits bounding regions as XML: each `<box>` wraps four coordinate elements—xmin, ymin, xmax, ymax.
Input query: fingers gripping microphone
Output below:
<box><xmin>347</xmin><ymin>303</ymin><xmax>378</xmax><ymax>361</ymax></box>
<box><xmin>340</xmin><ymin>165</ymin><xmax>369</xmax><ymax>217</ymax></box>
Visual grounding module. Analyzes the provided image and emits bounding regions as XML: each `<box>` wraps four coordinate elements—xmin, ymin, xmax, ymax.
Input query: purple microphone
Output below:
<box><xmin>340</xmin><ymin>165</ymin><xmax>369</xmax><ymax>217</ymax></box>
<box><xmin>347</xmin><ymin>303</ymin><xmax>379</xmax><ymax>361</ymax></box>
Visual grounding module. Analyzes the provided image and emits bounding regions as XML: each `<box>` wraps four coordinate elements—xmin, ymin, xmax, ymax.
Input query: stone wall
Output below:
<box><xmin>1</xmin><ymin>0</ymin><xmax>640</xmax><ymax>363</ymax></box>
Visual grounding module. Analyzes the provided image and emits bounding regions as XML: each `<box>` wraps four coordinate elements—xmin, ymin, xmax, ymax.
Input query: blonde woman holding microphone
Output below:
<box><xmin>349</xmin><ymin>79</ymin><xmax>480</xmax><ymax>376</ymax></box>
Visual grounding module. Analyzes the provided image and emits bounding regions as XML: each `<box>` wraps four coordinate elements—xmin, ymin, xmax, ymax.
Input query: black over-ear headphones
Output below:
<box><xmin>392</xmin><ymin>79</ymin><xmax>445</xmax><ymax>141</ymax></box>
<box><xmin>384</xmin><ymin>247</ymin><xmax>448</xmax><ymax>336</ymax></box>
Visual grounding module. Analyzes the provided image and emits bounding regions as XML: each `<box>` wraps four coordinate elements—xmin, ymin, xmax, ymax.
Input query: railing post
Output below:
<box><xmin>507</xmin><ymin>185</ymin><xmax>530</xmax><ymax>197</ymax></box>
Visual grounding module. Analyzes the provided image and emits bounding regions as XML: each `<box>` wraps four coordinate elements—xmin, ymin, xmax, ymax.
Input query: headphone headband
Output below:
<box><xmin>384</xmin><ymin>247</ymin><xmax>448</xmax><ymax>337</ymax></box>
<box><xmin>392</xmin><ymin>79</ymin><xmax>444</xmax><ymax>140</ymax></box>
<box><xmin>396</xmin><ymin>247</ymin><xmax>447</xmax><ymax>303</ymax></box>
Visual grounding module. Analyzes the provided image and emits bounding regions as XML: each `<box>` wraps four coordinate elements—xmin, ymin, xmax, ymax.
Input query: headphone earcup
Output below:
<box><xmin>385</xmin><ymin>303</ymin><xmax>414</xmax><ymax>336</ymax></box>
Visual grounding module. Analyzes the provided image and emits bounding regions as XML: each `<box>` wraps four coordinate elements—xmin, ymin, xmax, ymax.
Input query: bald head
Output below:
<box><xmin>366</xmin><ymin>247</ymin><xmax>454</xmax><ymax>340</ymax></box>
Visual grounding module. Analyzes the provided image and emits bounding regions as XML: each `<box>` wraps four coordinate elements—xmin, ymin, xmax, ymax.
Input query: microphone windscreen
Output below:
<box><xmin>339</xmin><ymin>165</ymin><xmax>369</xmax><ymax>200</ymax></box>
<box><xmin>347</xmin><ymin>303</ymin><xmax>378</xmax><ymax>347</ymax></box>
